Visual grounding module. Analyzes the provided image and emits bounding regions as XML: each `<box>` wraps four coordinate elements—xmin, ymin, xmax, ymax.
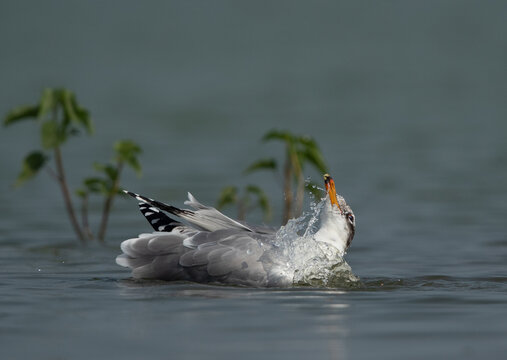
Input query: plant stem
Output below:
<box><xmin>293</xmin><ymin>152</ymin><xmax>304</xmax><ymax>218</ymax></box>
<box><xmin>282</xmin><ymin>145</ymin><xmax>293</xmax><ymax>224</ymax></box>
<box><xmin>54</xmin><ymin>146</ymin><xmax>85</xmax><ymax>243</ymax></box>
<box><xmin>237</xmin><ymin>197</ymin><xmax>246</xmax><ymax>221</ymax></box>
<box><xmin>45</xmin><ymin>166</ymin><xmax>59</xmax><ymax>182</ymax></box>
<box><xmin>97</xmin><ymin>161</ymin><xmax>123</xmax><ymax>242</ymax></box>
<box><xmin>81</xmin><ymin>193</ymin><xmax>94</xmax><ymax>241</ymax></box>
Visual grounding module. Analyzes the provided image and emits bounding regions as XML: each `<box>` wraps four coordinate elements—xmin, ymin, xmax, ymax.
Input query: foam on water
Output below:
<box><xmin>271</xmin><ymin>197</ymin><xmax>360</xmax><ymax>287</ymax></box>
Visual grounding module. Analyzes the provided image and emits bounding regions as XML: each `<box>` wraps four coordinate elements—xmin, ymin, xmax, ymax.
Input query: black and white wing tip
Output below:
<box><xmin>124</xmin><ymin>190</ymin><xmax>182</xmax><ymax>232</ymax></box>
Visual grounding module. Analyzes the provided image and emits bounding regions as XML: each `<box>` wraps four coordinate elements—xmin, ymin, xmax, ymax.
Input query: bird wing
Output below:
<box><xmin>182</xmin><ymin>192</ymin><xmax>255</xmax><ymax>232</ymax></box>
<box><xmin>124</xmin><ymin>191</ymin><xmax>254</xmax><ymax>233</ymax></box>
<box><xmin>137</xmin><ymin>202</ymin><xmax>182</xmax><ymax>232</ymax></box>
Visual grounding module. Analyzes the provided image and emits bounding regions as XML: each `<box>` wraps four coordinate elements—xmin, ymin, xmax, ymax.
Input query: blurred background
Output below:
<box><xmin>1</xmin><ymin>0</ymin><xmax>506</xmax><ymax>268</ymax></box>
<box><xmin>1</xmin><ymin>1</ymin><xmax>506</xmax><ymax>359</ymax></box>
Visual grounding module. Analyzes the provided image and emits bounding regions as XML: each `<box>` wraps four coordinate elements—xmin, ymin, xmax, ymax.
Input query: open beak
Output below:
<box><xmin>324</xmin><ymin>174</ymin><xmax>342</xmax><ymax>213</ymax></box>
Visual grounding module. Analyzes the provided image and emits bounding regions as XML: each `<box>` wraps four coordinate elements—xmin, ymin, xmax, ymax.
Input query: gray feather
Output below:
<box><xmin>147</xmin><ymin>234</ymin><xmax>183</xmax><ymax>253</ymax></box>
<box><xmin>117</xmin><ymin>194</ymin><xmax>296</xmax><ymax>287</ymax></box>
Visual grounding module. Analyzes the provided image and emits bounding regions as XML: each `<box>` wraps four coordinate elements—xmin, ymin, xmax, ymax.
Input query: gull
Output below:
<box><xmin>116</xmin><ymin>174</ymin><xmax>355</xmax><ymax>287</ymax></box>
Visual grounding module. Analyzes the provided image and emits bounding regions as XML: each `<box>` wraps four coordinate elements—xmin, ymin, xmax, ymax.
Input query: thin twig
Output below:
<box><xmin>237</xmin><ymin>197</ymin><xmax>246</xmax><ymax>221</ymax></box>
<box><xmin>81</xmin><ymin>193</ymin><xmax>94</xmax><ymax>241</ymax></box>
<box><xmin>45</xmin><ymin>166</ymin><xmax>59</xmax><ymax>182</ymax></box>
<box><xmin>97</xmin><ymin>161</ymin><xmax>123</xmax><ymax>242</ymax></box>
<box><xmin>282</xmin><ymin>144</ymin><xmax>293</xmax><ymax>224</ymax></box>
<box><xmin>294</xmin><ymin>152</ymin><xmax>304</xmax><ymax>218</ymax></box>
<box><xmin>54</xmin><ymin>146</ymin><xmax>85</xmax><ymax>243</ymax></box>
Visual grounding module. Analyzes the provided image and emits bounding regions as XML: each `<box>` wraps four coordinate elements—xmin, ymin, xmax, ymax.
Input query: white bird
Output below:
<box><xmin>116</xmin><ymin>174</ymin><xmax>355</xmax><ymax>287</ymax></box>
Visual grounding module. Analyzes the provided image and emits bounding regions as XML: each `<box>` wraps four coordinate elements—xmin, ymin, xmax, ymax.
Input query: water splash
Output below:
<box><xmin>272</xmin><ymin>197</ymin><xmax>360</xmax><ymax>288</ymax></box>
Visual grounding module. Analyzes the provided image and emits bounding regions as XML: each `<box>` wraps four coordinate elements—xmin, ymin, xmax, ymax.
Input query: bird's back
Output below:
<box><xmin>116</xmin><ymin>228</ymin><xmax>292</xmax><ymax>287</ymax></box>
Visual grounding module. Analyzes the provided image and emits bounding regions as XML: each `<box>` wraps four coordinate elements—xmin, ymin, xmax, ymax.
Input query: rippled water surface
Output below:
<box><xmin>2</xmin><ymin>242</ymin><xmax>506</xmax><ymax>360</ymax></box>
<box><xmin>1</xmin><ymin>1</ymin><xmax>507</xmax><ymax>359</ymax></box>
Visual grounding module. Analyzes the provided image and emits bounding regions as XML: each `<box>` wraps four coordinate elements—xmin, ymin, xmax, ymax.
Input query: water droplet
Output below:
<box><xmin>270</xmin><ymin>197</ymin><xmax>357</xmax><ymax>286</ymax></box>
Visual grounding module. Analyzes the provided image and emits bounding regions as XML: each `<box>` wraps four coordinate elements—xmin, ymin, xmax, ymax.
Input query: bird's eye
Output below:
<box><xmin>347</xmin><ymin>214</ymin><xmax>354</xmax><ymax>223</ymax></box>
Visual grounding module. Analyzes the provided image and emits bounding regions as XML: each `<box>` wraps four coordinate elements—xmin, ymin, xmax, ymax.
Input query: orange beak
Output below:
<box><xmin>324</xmin><ymin>174</ymin><xmax>342</xmax><ymax>213</ymax></box>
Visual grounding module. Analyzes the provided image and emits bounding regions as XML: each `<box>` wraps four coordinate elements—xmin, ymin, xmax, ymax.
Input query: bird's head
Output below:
<box><xmin>318</xmin><ymin>174</ymin><xmax>355</xmax><ymax>252</ymax></box>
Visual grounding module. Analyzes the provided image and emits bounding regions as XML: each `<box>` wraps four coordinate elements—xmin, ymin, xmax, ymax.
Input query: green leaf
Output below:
<box><xmin>41</xmin><ymin>120</ymin><xmax>64</xmax><ymax>149</ymax></box>
<box><xmin>61</xmin><ymin>90</ymin><xmax>79</xmax><ymax>122</ymax></box>
<box><xmin>61</xmin><ymin>89</ymin><xmax>93</xmax><ymax>135</ymax></box>
<box><xmin>15</xmin><ymin>151</ymin><xmax>48</xmax><ymax>186</ymax></box>
<box><xmin>301</xmin><ymin>146</ymin><xmax>327</xmax><ymax>174</ymax></box>
<box><xmin>114</xmin><ymin>140</ymin><xmax>142</xmax><ymax>175</ymax></box>
<box><xmin>245</xmin><ymin>185</ymin><xmax>272</xmax><ymax>221</ymax></box>
<box><xmin>103</xmin><ymin>164</ymin><xmax>118</xmax><ymax>181</ymax></box>
<box><xmin>4</xmin><ymin>105</ymin><xmax>39</xmax><ymax>126</ymax></box>
<box><xmin>83</xmin><ymin>177</ymin><xmax>108</xmax><ymax>194</ymax></box>
<box><xmin>70</xmin><ymin>93</ymin><xmax>93</xmax><ymax>134</ymax></box>
<box><xmin>295</xmin><ymin>135</ymin><xmax>316</xmax><ymax>148</ymax></box>
<box><xmin>114</xmin><ymin>140</ymin><xmax>142</xmax><ymax>158</ymax></box>
<box><xmin>77</xmin><ymin>109</ymin><xmax>92</xmax><ymax>134</ymax></box>
<box><xmin>75</xmin><ymin>188</ymin><xmax>88</xmax><ymax>198</ymax></box>
<box><xmin>216</xmin><ymin>186</ymin><xmax>238</xmax><ymax>209</ymax></box>
<box><xmin>37</xmin><ymin>88</ymin><xmax>56</xmax><ymax>120</ymax></box>
<box><xmin>93</xmin><ymin>162</ymin><xmax>119</xmax><ymax>182</ymax></box>
<box><xmin>93</xmin><ymin>162</ymin><xmax>106</xmax><ymax>172</ymax></box>
<box><xmin>125</xmin><ymin>156</ymin><xmax>142</xmax><ymax>175</ymax></box>
<box><xmin>262</xmin><ymin>129</ymin><xmax>295</xmax><ymax>144</ymax></box>
<box><xmin>281</xmin><ymin>135</ymin><xmax>328</xmax><ymax>174</ymax></box>
<box><xmin>105</xmin><ymin>166</ymin><xmax>118</xmax><ymax>181</ymax></box>
<box><xmin>244</xmin><ymin>158</ymin><xmax>277</xmax><ymax>174</ymax></box>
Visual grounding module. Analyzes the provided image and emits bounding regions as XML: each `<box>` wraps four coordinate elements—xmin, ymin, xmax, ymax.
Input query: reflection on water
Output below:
<box><xmin>114</xmin><ymin>274</ymin><xmax>351</xmax><ymax>360</ymax></box>
<box><xmin>116</xmin><ymin>278</ymin><xmax>350</xmax><ymax>299</ymax></box>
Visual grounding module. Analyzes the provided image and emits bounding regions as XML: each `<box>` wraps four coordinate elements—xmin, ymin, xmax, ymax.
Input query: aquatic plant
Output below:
<box><xmin>76</xmin><ymin>140</ymin><xmax>142</xmax><ymax>242</ymax></box>
<box><xmin>218</xmin><ymin>129</ymin><xmax>327</xmax><ymax>224</ymax></box>
<box><xmin>3</xmin><ymin>88</ymin><xmax>142</xmax><ymax>243</ymax></box>
<box><xmin>217</xmin><ymin>185</ymin><xmax>271</xmax><ymax>221</ymax></box>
